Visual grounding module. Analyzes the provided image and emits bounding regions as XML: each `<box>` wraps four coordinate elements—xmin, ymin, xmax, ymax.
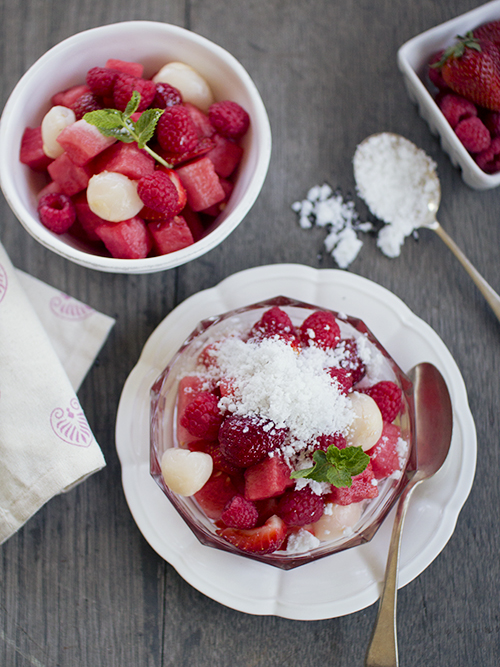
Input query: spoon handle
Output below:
<box><xmin>365</xmin><ymin>478</ymin><xmax>421</xmax><ymax>667</ymax></box>
<box><xmin>432</xmin><ymin>221</ymin><xmax>500</xmax><ymax>323</ymax></box>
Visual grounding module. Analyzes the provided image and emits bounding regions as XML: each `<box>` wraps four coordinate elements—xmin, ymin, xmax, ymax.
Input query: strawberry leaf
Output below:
<box><xmin>290</xmin><ymin>444</ymin><xmax>370</xmax><ymax>488</ymax></box>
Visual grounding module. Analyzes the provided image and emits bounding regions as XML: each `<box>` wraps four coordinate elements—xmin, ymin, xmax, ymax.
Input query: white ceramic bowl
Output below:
<box><xmin>0</xmin><ymin>21</ymin><xmax>272</xmax><ymax>273</ymax></box>
<box><xmin>398</xmin><ymin>0</ymin><xmax>500</xmax><ymax>190</ymax></box>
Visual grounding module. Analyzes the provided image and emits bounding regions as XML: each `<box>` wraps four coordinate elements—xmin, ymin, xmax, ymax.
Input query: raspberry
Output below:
<box><xmin>276</xmin><ymin>488</ymin><xmax>324</xmax><ymax>526</ymax></box>
<box><xmin>86</xmin><ymin>66</ymin><xmax>119</xmax><ymax>97</ymax></box>
<box><xmin>299</xmin><ymin>310</ymin><xmax>340</xmax><ymax>350</ymax></box>
<box><xmin>208</xmin><ymin>101</ymin><xmax>250</xmax><ymax>139</ymax></box>
<box><xmin>179</xmin><ymin>391</ymin><xmax>223</xmax><ymax>440</ymax></box>
<box><xmin>476</xmin><ymin>136</ymin><xmax>500</xmax><ymax>173</ymax></box>
<box><xmin>156</xmin><ymin>105</ymin><xmax>198</xmax><ymax>154</ymax></box>
<box><xmin>337</xmin><ymin>338</ymin><xmax>366</xmax><ymax>384</ymax></box>
<box><xmin>71</xmin><ymin>92</ymin><xmax>103</xmax><ymax>120</ymax></box>
<box><xmin>137</xmin><ymin>171</ymin><xmax>183</xmax><ymax>217</ymax></box>
<box><xmin>362</xmin><ymin>380</ymin><xmax>402</xmax><ymax>423</ymax></box>
<box><xmin>153</xmin><ymin>82</ymin><xmax>183</xmax><ymax>108</ymax></box>
<box><xmin>314</xmin><ymin>432</ymin><xmax>347</xmax><ymax>452</ymax></box>
<box><xmin>455</xmin><ymin>116</ymin><xmax>491</xmax><ymax>153</ymax></box>
<box><xmin>221</xmin><ymin>494</ymin><xmax>259</xmax><ymax>529</ymax></box>
<box><xmin>219</xmin><ymin>415</ymin><xmax>288</xmax><ymax>467</ymax></box>
<box><xmin>327</xmin><ymin>367</ymin><xmax>353</xmax><ymax>394</ymax></box>
<box><xmin>438</xmin><ymin>93</ymin><xmax>477</xmax><ymax>129</ymax></box>
<box><xmin>113</xmin><ymin>73</ymin><xmax>156</xmax><ymax>112</ymax></box>
<box><xmin>249</xmin><ymin>306</ymin><xmax>299</xmax><ymax>345</ymax></box>
<box><xmin>37</xmin><ymin>193</ymin><xmax>76</xmax><ymax>234</ymax></box>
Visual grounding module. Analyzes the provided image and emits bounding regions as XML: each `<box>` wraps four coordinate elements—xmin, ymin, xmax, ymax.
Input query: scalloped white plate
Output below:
<box><xmin>115</xmin><ymin>264</ymin><xmax>476</xmax><ymax>620</ymax></box>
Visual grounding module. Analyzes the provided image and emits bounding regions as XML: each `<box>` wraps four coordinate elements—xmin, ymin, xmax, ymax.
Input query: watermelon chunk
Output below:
<box><xmin>367</xmin><ymin>422</ymin><xmax>402</xmax><ymax>480</ymax></box>
<box><xmin>176</xmin><ymin>157</ymin><xmax>225</xmax><ymax>211</ymax></box>
<box><xmin>148</xmin><ymin>215</ymin><xmax>194</xmax><ymax>255</ymax></box>
<box><xmin>56</xmin><ymin>119</ymin><xmax>116</xmax><ymax>166</ymax></box>
<box><xmin>19</xmin><ymin>127</ymin><xmax>53</xmax><ymax>172</ymax></box>
<box><xmin>73</xmin><ymin>192</ymin><xmax>108</xmax><ymax>241</ymax></box>
<box><xmin>183</xmin><ymin>102</ymin><xmax>215</xmax><ymax>138</ymax></box>
<box><xmin>244</xmin><ymin>455</ymin><xmax>294</xmax><ymax>501</ymax></box>
<box><xmin>194</xmin><ymin>471</ymin><xmax>238</xmax><ymax>520</ymax></box>
<box><xmin>105</xmin><ymin>58</ymin><xmax>143</xmax><ymax>78</ymax></box>
<box><xmin>182</xmin><ymin>205</ymin><xmax>206</xmax><ymax>241</ymax></box>
<box><xmin>95</xmin><ymin>216</ymin><xmax>152</xmax><ymax>259</ymax></box>
<box><xmin>203</xmin><ymin>178</ymin><xmax>234</xmax><ymax>217</ymax></box>
<box><xmin>48</xmin><ymin>152</ymin><xmax>92</xmax><ymax>196</ymax></box>
<box><xmin>92</xmin><ymin>142</ymin><xmax>155</xmax><ymax>180</ymax></box>
<box><xmin>326</xmin><ymin>462</ymin><xmax>378</xmax><ymax>506</ymax></box>
<box><xmin>36</xmin><ymin>180</ymin><xmax>62</xmax><ymax>202</ymax></box>
<box><xmin>51</xmin><ymin>84</ymin><xmax>90</xmax><ymax>108</ymax></box>
<box><xmin>206</xmin><ymin>133</ymin><xmax>243</xmax><ymax>178</ymax></box>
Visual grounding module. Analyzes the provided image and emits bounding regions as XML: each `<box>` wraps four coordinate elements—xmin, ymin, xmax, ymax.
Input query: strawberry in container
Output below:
<box><xmin>19</xmin><ymin>57</ymin><xmax>250</xmax><ymax>260</ymax></box>
<box><xmin>150</xmin><ymin>297</ymin><xmax>415</xmax><ymax>570</ymax></box>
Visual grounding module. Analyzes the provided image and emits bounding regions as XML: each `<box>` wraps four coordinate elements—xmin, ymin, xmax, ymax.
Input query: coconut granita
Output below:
<box><xmin>150</xmin><ymin>297</ymin><xmax>412</xmax><ymax>562</ymax></box>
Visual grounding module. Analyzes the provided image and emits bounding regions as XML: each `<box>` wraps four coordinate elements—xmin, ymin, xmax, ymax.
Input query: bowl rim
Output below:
<box><xmin>0</xmin><ymin>20</ymin><xmax>272</xmax><ymax>273</ymax></box>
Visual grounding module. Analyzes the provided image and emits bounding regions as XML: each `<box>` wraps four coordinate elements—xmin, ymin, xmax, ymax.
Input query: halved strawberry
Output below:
<box><xmin>217</xmin><ymin>514</ymin><xmax>287</xmax><ymax>554</ymax></box>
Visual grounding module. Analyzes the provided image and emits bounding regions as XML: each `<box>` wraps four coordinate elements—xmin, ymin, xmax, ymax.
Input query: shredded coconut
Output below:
<box><xmin>285</xmin><ymin>528</ymin><xmax>320</xmax><ymax>554</ymax></box>
<box><xmin>211</xmin><ymin>336</ymin><xmax>354</xmax><ymax>442</ymax></box>
<box><xmin>353</xmin><ymin>133</ymin><xmax>440</xmax><ymax>258</ymax></box>
<box><xmin>291</xmin><ymin>184</ymin><xmax>371</xmax><ymax>268</ymax></box>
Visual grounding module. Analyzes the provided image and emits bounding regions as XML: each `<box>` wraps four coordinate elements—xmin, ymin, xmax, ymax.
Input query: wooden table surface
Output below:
<box><xmin>1</xmin><ymin>1</ymin><xmax>499</xmax><ymax>665</ymax></box>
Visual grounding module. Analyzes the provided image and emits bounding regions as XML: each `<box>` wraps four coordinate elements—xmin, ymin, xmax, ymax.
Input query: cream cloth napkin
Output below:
<box><xmin>0</xmin><ymin>242</ymin><xmax>115</xmax><ymax>544</ymax></box>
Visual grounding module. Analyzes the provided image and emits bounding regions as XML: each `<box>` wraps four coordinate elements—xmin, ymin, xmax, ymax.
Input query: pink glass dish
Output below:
<box><xmin>150</xmin><ymin>296</ymin><xmax>415</xmax><ymax>570</ymax></box>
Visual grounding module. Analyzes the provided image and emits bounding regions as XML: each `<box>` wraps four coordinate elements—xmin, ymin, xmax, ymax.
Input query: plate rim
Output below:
<box><xmin>115</xmin><ymin>264</ymin><xmax>476</xmax><ymax>619</ymax></box>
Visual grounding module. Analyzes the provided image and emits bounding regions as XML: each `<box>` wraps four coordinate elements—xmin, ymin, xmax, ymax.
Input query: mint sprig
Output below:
<box><xmin>290</xmin><ymin>444</ymin><xmax>370</xmax><ymax>488</ymax></box>
<box><xmin>83</xmin><ymin>91</ymin><xmax>172</xmax><ymax>168</ymax></box>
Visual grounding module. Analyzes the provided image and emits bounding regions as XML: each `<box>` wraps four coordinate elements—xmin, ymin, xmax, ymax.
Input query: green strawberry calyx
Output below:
<box><xmin>432</xmin><ymin>32</ymin><xmax>482</xmax><ymax>69</ymax></box>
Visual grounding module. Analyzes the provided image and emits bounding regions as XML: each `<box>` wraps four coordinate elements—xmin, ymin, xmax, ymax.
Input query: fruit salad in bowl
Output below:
<box><xmin>150</xmin><ymin>296</ymin><xmax>415</xmax><ymax>569</ymax></box>
<box><xmin>0</xmin><ymin>21</ymin><xmax>271</xmax><ymax>272</ymax></box>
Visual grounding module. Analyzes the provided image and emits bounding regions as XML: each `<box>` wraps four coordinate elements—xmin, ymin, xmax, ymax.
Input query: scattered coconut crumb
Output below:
<box><xmin>291</xmin><ymin>184</ymin><xmax>372</xmax><ymax>269</ymax></box>
<box><xmin>286</xmin><ymin>529</ymin><xmax>321</xmax><ymax>554</ymax></box>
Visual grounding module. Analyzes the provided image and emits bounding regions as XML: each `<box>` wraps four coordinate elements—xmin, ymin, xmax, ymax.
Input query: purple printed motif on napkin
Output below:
<box><xmin>50</xmin><ymin>398</ymin><xmax>94</xmax><ymax>447</ymax></box>
<box><xmin>0</xmin><ymin>263</ymin><xmax>8</xmax><ymax>303</ymax></box>
<box><xmin>50</xmin><ymin>293</ymin><xmax>94</xmax><ymax>320</ymax></box>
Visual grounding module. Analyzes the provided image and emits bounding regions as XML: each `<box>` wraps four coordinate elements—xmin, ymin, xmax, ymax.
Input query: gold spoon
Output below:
<box><xmin>365</xmin><ymin>362</ymin><xmax>453</xmax><ymax>667</ymax></box>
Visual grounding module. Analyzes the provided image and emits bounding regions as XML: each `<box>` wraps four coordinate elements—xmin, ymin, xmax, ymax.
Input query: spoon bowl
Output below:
<box><xmin>365</xmin><ymin>362</ymin><xmax>453</xmax><ymax>667</ymax></box>
<box><xmin>355</xmin><ymin>132</ymin><xmax>500</xmax><ymax>323</ymax></box>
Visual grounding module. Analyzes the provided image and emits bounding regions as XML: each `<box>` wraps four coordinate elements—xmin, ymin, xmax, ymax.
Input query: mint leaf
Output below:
<box><xmin>134</xmin><ymin>109</ymin><xmax>164</xmax><ymax>148</ymax></box>
<box><xmin>83</xmin><ymin>91</ymin><xmax>172</xmax><ymax>168</ymax></box>
<box><xmin>290</xmin><ymin>445</ymin><xmax>370</xmax><ymax>488</ymax></box>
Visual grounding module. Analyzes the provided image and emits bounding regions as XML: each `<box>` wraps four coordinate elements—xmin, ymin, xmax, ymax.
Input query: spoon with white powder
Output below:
<box><xmin>353</xmin><ymin>132</ymin><xmax>500</xmax><ymax>323</ymax></box>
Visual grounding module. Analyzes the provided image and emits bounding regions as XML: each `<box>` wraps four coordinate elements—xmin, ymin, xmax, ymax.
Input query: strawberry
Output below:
<box><xmin>473</xmin><ymin>19</ymin><xmax>500</xmax><ymax>47</ymax></box>
<box><xmin>194</xmin><ymin>471</ymin><xmax>239</xmax><ymax>520</ymax></box>
<box><xmin>438</xmin><ymin>32</ymin><xmax>500</xmax><ymax>111</ymax></box>
<box><xmin>217</xmin><ymin>514</ymin><xmax>287</xmax><ymax>554</ymax></box>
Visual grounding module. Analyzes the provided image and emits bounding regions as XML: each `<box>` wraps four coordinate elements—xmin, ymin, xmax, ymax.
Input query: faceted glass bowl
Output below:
<box><xmin>150</xmin><ymin>296</ymin><xmax>415</xmax><ymax>570</ymax></box>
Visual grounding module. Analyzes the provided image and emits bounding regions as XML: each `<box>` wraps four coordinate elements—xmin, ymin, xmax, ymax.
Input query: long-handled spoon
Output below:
<box><xmin>354</xmin><ymin>132</ymin><xmax>500</xmax><ymax>323</ymax></box>
<box><xmin>365</xmin><ymin>362</ymin><xmax>453</xmax><ymax>667</ymax></box>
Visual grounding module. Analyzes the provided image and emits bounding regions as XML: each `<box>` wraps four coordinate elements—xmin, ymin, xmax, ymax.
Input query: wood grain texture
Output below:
<box><xmin>1</xmin><ymin>1</ymin><xmax>499</xmax><ymax>665</ymax></box>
